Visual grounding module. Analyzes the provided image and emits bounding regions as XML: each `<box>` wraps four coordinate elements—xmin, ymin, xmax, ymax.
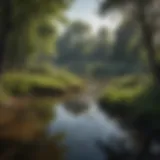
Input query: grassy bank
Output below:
<box><xmin>1</xmin><ymin>71</ymin><xmax>84</xmax><ymax>97</ymax></box>
<box><xmin>0</xmin><ymin>70</ymin><xmax>84</xmax><ymax>142</ymax></box>
<box><xmin>99</xmin><ymin>75</ymin><xmax>159</xmax><ymax>125</ymax></box>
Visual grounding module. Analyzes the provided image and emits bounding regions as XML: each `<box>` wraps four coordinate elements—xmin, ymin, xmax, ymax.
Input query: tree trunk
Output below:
<box><xmin>0</xmin><ymin>0</ymin><xmax>12</xmax><ymax>75</ymax></box>
<box><xmin>136</xmin><ymin>0</ymin><xmax>160</xmax><ymax>85</ymax></box>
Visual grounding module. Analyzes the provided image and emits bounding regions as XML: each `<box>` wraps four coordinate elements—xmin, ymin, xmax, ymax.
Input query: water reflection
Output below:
<box><xmin>48</xmin><ymin>101</ymin><xmax>132</xmax><ymax>160</ymax></box>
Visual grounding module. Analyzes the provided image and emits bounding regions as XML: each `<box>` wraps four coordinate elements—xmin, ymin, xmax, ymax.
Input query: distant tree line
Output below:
<box><xmin>55</xmin><ymin>19</ymin><xmax>146</xmax><ymax>78</ymax></box>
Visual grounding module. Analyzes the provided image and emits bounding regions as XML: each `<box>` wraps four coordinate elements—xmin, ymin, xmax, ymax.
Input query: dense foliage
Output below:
<box><xmin>0</xmin><ymin>0</ymin><xmax>72</xmax><ymax>71</ymax></box>
<box><xmin>55</xmin><ymin>19</ymin><xmax>146</xmax><ymax>77</ymax></box>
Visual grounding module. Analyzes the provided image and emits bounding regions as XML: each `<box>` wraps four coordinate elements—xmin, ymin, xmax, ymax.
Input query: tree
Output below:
<box><xmin>111</xmin><ymin>18</ymin><xmax>144</xmax><ymax>73</ymax></box>
<box><xmin>56</xmin><ymin>21</ymin><xmax>94</xmax><ymax>74</ymax></box>
<box><xmin>98</xmin><ymin>1</ymin><xmax>160</xmax><ymax>159</ymax></box>
<box><xmin>56</xmin><ymin>19</ymin><xmax>145</xmax><ymax>77</ymax></box>
<box><xmin>92</xmin><ymin>27</ymin><xmax>110</xmax><ymax>62</ymax></box>
<box><xmin>5</xmin><ymin>16</ymin><xmax>58</xmax><ymax>70</ymax></box>
<box><xmin>0</xmin><ymin>0</ymin><xmax>72</xmax><ymax>73</ymax></box>
<box><xmin>99</xmin><ymin>0</ymin><xmax>160</xmax><ymax>85</ymax></box>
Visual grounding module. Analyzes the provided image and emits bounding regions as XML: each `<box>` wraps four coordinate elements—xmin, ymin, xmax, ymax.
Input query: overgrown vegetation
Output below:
<box><xmin>1</xmin><ymin>69</ymin><xmax>83</xmax><ymax>97</ymax></box>
<box><xmin>56</xmin><ymin>19</ymin><xmax>146</xmax><ymax>77</ymax></box>
<box><xmin>99</xmin><ymin>75</ymin><xmax>151</xmax><ymax>117</ymax></box>
<box><xmin>0</xmin><ymin>0</ymin><xmax>160</xmax><ymax>159</ymax></box>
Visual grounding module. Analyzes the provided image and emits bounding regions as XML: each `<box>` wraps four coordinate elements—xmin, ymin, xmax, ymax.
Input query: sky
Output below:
<box><xmin>66</xmin><ymin>0</ymin><xmax>123</xmax><ymax>32</ymax></box>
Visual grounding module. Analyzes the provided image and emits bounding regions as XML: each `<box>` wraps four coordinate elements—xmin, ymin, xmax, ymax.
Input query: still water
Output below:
<box><xmin>47</xmin><ymin>99</ymin><xmax>133</xmax><ymax>160</ymax></box>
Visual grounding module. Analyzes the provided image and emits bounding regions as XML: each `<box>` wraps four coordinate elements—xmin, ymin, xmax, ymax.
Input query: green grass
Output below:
<box><xmin>99</xmin><ymin>75</ymin><xmax>152</xmax><ymax>119</ymax></box>
<box><xmin>1</xmin><ymin>71</ymin><xmax>84</xmax><ymax>96</ymax></box>
<box><xmin>100</xmin><ymin>75</ymin><xmax>150</xmax><ymax>103</ymax></box>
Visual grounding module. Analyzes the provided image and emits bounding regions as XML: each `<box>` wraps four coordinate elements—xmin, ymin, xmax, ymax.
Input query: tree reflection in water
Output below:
<box><xmin>0</xmin><ymin>98</ymin><xmax>66</xmax><ymax>160</ymax></box>
<box><xmin>48</xmin><ymin>102</ymin><xmax>133</xmax><ymax>160</ymax></box>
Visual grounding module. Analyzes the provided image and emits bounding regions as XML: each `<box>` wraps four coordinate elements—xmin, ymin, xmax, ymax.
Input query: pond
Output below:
<box><xmin>47</xmin><ymin>99</ymin><xmax>133</xmax><ymax>160</ymax></box>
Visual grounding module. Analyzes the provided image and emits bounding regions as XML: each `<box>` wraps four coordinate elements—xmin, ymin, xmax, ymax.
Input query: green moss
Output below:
<box><xmin>1</xmin><ymin>72</ymin><xmax>83</xmax><ymax>96</ymax></box>
<box><xmin>100</xmin><ymin>75</ymin><xmax>149</xmax><ymax>103</ymax></box>
<box><xmin>99</xmin><ymin>75</ymin><xmax>151</xmax><ymax>118</ymax></box>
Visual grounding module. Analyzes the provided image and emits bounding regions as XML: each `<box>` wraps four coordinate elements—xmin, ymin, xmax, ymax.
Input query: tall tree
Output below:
<box><xmin>112</xmin><ymin>19</ymin><xmax>142</xmax><ymax>66</ymax></box>
<box><xmin>0</xmin><ymin>0</ymin><xmax>71</xmax><ymax>73</ymax></box>
<box><xmin>99</xmin><ymin>0</ymin><xmax>160</xmax><ymax>84</ymax></box>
